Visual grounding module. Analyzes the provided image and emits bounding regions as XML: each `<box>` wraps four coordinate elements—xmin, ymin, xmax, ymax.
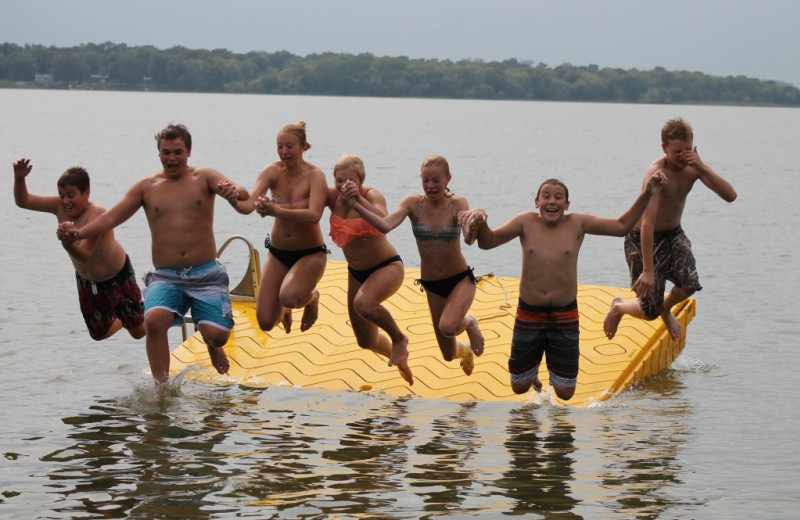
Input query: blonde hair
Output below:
<box><xmin>279</xmin><ymin>121</ymin><xmax>311</xmax><ymax>151</ymax></box>
<box><xmin>333</xmin><ymin>154</ymin><xmax>366</xmax><ymax>183</ymax></box>
<box><xmin>420</xmin><ymin>155</ymin><xmax>453</xmax><ymax>195</ymax></box>
<box><xmin>661</xmin><ymin>117</ymin><xmax>693</xmax><ymax>144</ymax></box>
<box><xmin>421</xmin><ymin>155</ymin><xmax>451</xmax><ymax>176</ymax></box>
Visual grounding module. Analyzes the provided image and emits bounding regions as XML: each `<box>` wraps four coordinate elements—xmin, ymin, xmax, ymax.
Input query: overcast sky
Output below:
<box><xmin>2</xmin><ymin>0</ymin><xmax>798</xmax><ymax>87</ymax></box>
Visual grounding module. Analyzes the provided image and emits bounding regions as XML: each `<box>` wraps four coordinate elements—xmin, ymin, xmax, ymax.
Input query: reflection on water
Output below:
<box><xmin>499</xmin><ymin>406</ymin><xmax>579</xmax><ymax>518</ymax></box>
<box><xmin>28</xmin><ymin>374</ymin><xmax>696</xmax><ymax>519</ymax></box>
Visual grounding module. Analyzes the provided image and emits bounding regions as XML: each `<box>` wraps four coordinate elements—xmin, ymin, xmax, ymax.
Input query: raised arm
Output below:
<box><xmin>70</xmin><ymin>180</ymin><xmax>146</xmax><ymax>239</ymax></box>
<box><xmin>13</xmin><ymin>158</ymin><xmax>60</xmax><ymax>214</ymax></box>
<box><xmin>473</xmin><ymin>211</ymin><xmax>526</xmax><ymax>250</ymax></box>
<box><xmin>344</xmin><ymin>182</ymin><xmax>411</xmax><ymax>234</ymax></box>
<box><xmin>683</xmin><ymin>147</ymin><xmax>737</xmax><ymax>202</ymax></box>
<box><xmin>582</xmin><ymin>169</ymin><xmax>667</xmax><ymax>237</ymax></box>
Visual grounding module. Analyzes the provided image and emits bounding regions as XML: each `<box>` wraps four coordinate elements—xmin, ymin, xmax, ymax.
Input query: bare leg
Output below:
<box><xmin>144</xmin><ymin>309</ymin><xmax>175</xmax><ymax>387</ymax></box>
<box><xmin>604</xmin><ymin>297</ymin><xmax>648</xmax><ymax>339</ymax></box>
<box><xmin>300</xmin><ymin>290</ymin><xmax>319</xmax><ymax>332</ymax></box>
<box><xmin>281</xmin><ymin>308</ymin><xmax>292</xmax><ymax>333</ymax></box>
<box><xmin>95</xmin><ymin>319</ymin><xmax>124</xmax><ymax>341</ymax></box>
<box><xmin>126</xmin><ymin>320</ymin><xmax>147</xmax><ymax>340</ymax></box>
<box><xmin>464</xmin><ymin>315</ymin><xmax>485</xmax><ymax>356</ymax></box>
<box><xmin>349</xmin><ymin>269</ymin><xmax>413</xmax><ymax>385</ymax></box>
<box><xmin>199</xmin><ymin>323</ymin><xmax>231</xmax><ymax>375</ymax></box>
<box><xmin>660</xmin><ymin>286</ymin><xmax>695</xmax><ymax>341</ymax></box>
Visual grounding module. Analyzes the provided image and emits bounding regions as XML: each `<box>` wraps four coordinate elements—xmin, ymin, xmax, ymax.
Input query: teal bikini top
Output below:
<box><xmin>412</xmin><ymin>197</ymin><xmax>461</xmax><ymax>242</ymax></box>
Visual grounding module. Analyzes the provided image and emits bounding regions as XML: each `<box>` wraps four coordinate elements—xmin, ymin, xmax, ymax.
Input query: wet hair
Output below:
<box><xmin>155</xmin><ymin>123</ymin><xmax>192</xmax><ymax>151</ymax></box>
<box><xmin>57</xmin><ymin>166</ymin><xmax>90</xmax><ymax>193</ymax></box>
<box><xmin>536</xmin><ymin>178</ymin><xmax>569</xmax><ymax>201</ymax></box>
<box><xmin>333</xmin><ymin>155</ymin><xmax>366</xmax><ymax>183</ymax></box>
<box><xmin>280</xmin><ymin>121</ymin><xmax>311</xmax><ymax>151</ymax></box>
<box><xmin>661</xmin><ymin>117</ymin><xmax>693</xmax><ymax>145</ymax></box>
<box><xmin>420</xmin><ymin>155</ymin><xmax>453</xmax><ymax>196</ymax></box>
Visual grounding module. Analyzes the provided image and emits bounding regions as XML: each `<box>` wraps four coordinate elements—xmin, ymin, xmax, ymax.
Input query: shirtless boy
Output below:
<box><xmin>59</xmin><ymin>124</ymin><xmax>249</xmax><ymax>387</ymax></box>
<box><xmin>461</xmin><ymin>171</ymin><xmax>666</xmax><ymax>400</ymax></box>
<box><xmin>603</xmin><ymin>118</ymin><xmax>737</xmax><ymax>342</ymax></box>
<box><xmin>14</xmin><ymin>158</ymin><xmax>145</xmax><ymax>341</ymax></box>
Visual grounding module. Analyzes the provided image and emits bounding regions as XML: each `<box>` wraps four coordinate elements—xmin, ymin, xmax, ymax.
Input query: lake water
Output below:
<box><xmin>1</xmin><ymin>89</ymin><xmax>798</xmax><ymax>519</ymax></box>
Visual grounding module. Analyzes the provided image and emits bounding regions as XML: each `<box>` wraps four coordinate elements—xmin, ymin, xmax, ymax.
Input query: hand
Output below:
<box><xmin>457</xmin><ymin>208</ymin><xmax>487</xmax><ymax>228</ymax></box>
<box><xmin>645</xmin><ymin>169</ymin><xmax>668</xmax><ymax>194</ymax></box>
<box><xmin>217</xmin><ymin>180</ymin><xmax>239</xmax><ymax>203</ymax></box>
<box><xmin>679</xmin><ymin>147</ymin><xmax>705</xmax><ymax>170</ymax></box>
<box><xmin>632</xmin><ymin>270</ymin><xmax>654</xmax><ymax>300</ymax></box>
<box><xmin>255</xmin><ymin>196</ymin><xmax>276</xmax><ymax>217</ymax></box>
<box><xmin>13</xmin><ymin>158</ymin><xmax>32</xmax><ymax>179</ymax></box>
<box><xmin>341</xmin><ymin>179</ymin><xmax>360</xmax><ymax>201</ymax></box>
<box><xmin>57</xmin><ymin>221</ymin><xmax>79</xmax><ymax>242</ymax></box>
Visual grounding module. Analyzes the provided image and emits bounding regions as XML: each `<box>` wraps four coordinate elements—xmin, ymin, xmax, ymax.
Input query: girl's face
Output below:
<box><xmin>334</xmin><ymin>167</ymin><xmax>361</xmax><ymax>192</ymax></box>
<box><xmin>420</xmin><ymin>164</ymin><xmax>450</xmax><ymax>198</ymax></box>
<box><xmin>277</xmin><ymin>132</ymin><xmax>303</xmax><ymax>163</ymax></box>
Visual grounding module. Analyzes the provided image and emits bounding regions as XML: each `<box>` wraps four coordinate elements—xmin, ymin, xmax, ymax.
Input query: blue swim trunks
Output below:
<box><xmin>143</xmin><ymin>259</ymin><xmax>234</xmax><ymax>331</ymax></box>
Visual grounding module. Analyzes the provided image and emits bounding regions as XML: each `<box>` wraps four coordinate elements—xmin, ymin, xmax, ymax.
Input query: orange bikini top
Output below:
<box><xmin>329</xmin><ymin>212</ymin><xmax>380</xmax><ymax>248</ymax></box>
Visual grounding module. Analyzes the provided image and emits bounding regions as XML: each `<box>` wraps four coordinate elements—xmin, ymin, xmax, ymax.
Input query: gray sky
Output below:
<box><xmin>2</xmin><ymin>0</ymin><xmax>798</xmax><ymax>87</ymax></box>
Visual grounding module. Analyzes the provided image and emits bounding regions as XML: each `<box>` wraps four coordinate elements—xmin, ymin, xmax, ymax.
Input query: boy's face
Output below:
<box><xmin>662</xmin><ymin>138</ymin><xmax>693</xmax><ymax>169</ymax></box>
<box><xmin>58</xmin><ymin>185</ymin><xmax>90</xmax><ymax>219</ymax></box>
<box><xmin>158</xmin><ymin>138</ymin><xmax>191</xmax><ymax>177</ymax></box>
<box><xmin>535</xmin><ymin>184</ymin><xmax>569</xmax><ymax>223</ymax></box>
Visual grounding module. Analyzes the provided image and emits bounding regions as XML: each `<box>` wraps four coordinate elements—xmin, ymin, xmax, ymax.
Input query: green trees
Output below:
<box><xmin>1</xmin><ymin>41</ymin><xmax>797</xmax><ymax>106</ymax></box>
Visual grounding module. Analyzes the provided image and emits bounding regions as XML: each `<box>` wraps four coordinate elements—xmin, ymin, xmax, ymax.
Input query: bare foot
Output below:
<box><xmin>460</xmin><ymin>352</ymin><xmax>475</xmax><ymax>376</ymax></box>
<box><xmin>397</xmin><ymin>360</ymin><xmax>414</xmax><ymax>386</ymax></box>
<box><xmin>300</xmin><ymin>290</ymin><xmax>320</xmax><ymax>332</ymax></box>
<box><xmin>207</xmin><ymin>344</ymin><xmax>230</xmax><ymax>375</ymax></box>
<box><xmin>603</xmin><ymin>297</ymin><xmax>624</xmax><ymax>339</ymax></box>
<box><xmin>662</xmin><ymin>311</ymin><xmax>681</xmax><ymax>341</ymax></box>
<box><xmin>532</xmin><ymin>375</ymin><xmax>543</xmax><ymax>392</ymax></box>
<box><xmin>465</xmin><ymin>316</ymin><xmax>485</xmax><ymax>356</ymax></box>
<box><xmin>388</xmin><ymin>334</ymin><xmax>413</xmax><ymax>385</ymax></box>
<box><xmin>280</xmin><ymin>308</ymin><xmax>293</xmax><ymax>334</ymax></box>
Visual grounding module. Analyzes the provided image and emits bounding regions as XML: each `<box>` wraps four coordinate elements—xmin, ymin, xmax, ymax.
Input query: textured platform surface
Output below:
<box><xmin>170</xmin><ymin>255</ymin><xmax>694</xmax><ymax>407</ymax></box>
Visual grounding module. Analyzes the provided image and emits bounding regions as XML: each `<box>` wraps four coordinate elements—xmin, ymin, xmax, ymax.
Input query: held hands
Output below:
<box><xmin>457</xmin><ymin>208</ymin><xmax>487</xmax><ymax>245</ymax></box>
<box><xmin>341</xmin><ymin>179</ymin><xmax>360</xmax><ymax>202</ymax></box>
<box><xmin>645</xmin><ymin>169</ymin><xmax>668</xmax><ymax>194</ymax></box>
<box><xmin>57</xmin><ymin>221</ymin><xmax>79</xmax><ymax>243</ymax></box>
<box><xmin>457</xmin><ymin>208</ymin><xmax>487</xmax><ymax>228</ymax></box>
<box><xmin>13</xmin><ymin>158</ymin><xmax>32</xmax><ymax>179</ymax></box>
<box><xmin>255</xmin><ymin>195</ymin><xmax>277</xmax><ymax>217</ymax></box>
<box><xmin>217</xmin><ymin>180</ymin><xmax>240</xmax><ymax>203</ymax></box>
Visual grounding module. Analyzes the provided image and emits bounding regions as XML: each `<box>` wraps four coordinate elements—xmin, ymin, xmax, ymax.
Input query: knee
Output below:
<box><xmin>257</xmin><ymin>317</ymin><xmax>277</xmax><ymax>332</ymax></box>
<box><xmin>511</xmin><ymin>382</ymin><xmax>530</xmax><ymax>395</ymax></box>
<box><xmin>553</xmin><ymin>386</ymin><xmax>575</xmax><ymax>401</ymax></box>
<box><xmin>201</xmin><ymin>328</ymin><xmax>230</xmax><ymax>349</ymax></box>
<box><xmin>353</xmin><ymin>296</ymin><xmax>377</xmax><ymax>319</ymax></box>
<box><xmin>438</xmin><ymin>320</ymin><xmax>460</xmax><ymax>338</ymax></box>
<box><xmin>642</xmin><ymin>302</ymin><xmax>663</xmax><ymax>321</ymax></box>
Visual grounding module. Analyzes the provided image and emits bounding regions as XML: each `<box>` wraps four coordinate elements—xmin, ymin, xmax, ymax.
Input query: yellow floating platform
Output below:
<box><xmin>170</xmin><ymin>237</ymin><xmax>695</xmax><ymax>407</ymax></box>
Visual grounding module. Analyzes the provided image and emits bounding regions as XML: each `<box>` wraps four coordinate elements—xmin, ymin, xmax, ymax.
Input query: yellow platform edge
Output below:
<box><xmin>169</xmin><ymin>238</ymin><xmax>695</xmax><ymax>408</ymax></box>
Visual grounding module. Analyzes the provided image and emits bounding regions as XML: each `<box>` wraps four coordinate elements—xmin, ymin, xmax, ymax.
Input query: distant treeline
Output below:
<box><xmin>2</xmin><ymin>42</ymin><xmax>799</xmax><ymax>106</ymax></box>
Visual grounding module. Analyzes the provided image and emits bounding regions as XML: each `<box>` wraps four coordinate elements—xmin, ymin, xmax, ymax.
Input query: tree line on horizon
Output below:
<box><xmin>2</xmin><ymin>42</ymin><xmax>798</xmax><ymax>106</ymax></box>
